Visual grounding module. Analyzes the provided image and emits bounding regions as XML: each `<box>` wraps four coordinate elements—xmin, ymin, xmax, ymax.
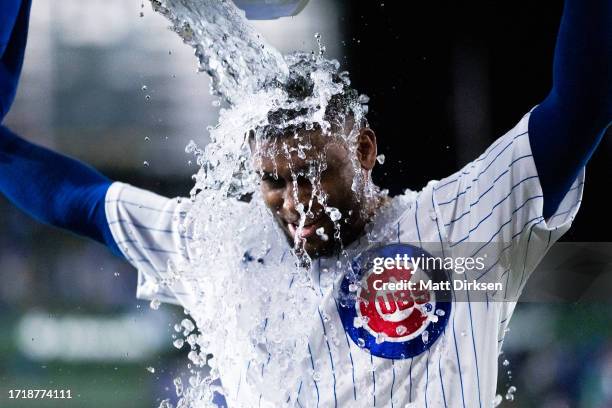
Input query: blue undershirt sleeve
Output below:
<box><xmin>0</xmin><ymin>0</ymin><xmax>31</xmax><ymax>122</ymax></box>
<box><xmin>0</xmin><ymin>126</ymin><xmax>123</xmax><ymax>257</ymax></box>
<box><xmin>529</xmin><ymin>0</ymin><xmax>612</xmax><ymax>219</ymax></box>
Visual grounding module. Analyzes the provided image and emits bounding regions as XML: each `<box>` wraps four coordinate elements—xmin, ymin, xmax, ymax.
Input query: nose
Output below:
<box><xmin>280</xmin><ymin>179</ymin><xmax>314</xmax><ymax>222</ymax></box>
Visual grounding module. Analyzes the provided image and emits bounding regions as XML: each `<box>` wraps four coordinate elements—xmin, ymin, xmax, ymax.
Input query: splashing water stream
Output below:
<box><xmin>145</xmin><ymin>1</ymin><xmax>376</xmax><ymax>406</ymax></box>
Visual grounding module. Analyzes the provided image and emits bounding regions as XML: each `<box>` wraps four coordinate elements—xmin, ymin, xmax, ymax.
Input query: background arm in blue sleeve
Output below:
<box><xmin>529</xmin><ymin>0</ymin><xmax>612</xmax><ymax>219</ymax></box>
<box><xmin>0</xmin><ymin>0</ymin><xmax>31</xmax><ymax>122</ymax></box>
<box><xmin>0</xmin><ymin>126</ymin><xmax>123</xmax><ymax>257</ymax></box>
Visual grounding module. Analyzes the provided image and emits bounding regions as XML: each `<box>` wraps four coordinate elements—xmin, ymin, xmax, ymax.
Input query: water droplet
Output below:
<box><xmin>376</xmin><ymin>154</ymin><xmax>385</xmax><ymax>164</ymax></box>
<box><xmin>144</xmin><ymin>136</ymin><xmax>150</xmax><ymax>142</ymax></box>
<box><xmin>181</xmin><ymin>318</ymin><xmax>195</xmax><ymax>332</ymax></box>
<box><xmin>143</xmin><ymin>161</ymin><xmax>150</xmax><ymax>168</ymax></box>
<box><xmin>187</xmin><ymin>350</ymin><xmax>200</xmax><ymax>365</ymax></box>
<box><xmin>145</xmin><ymin>95</ymin><xmax>151</xmax><ymax>101</ymax></box>
<box><xmin>396</xmin><ymin>325</ymin><xmax>407</xmax><ymax>335</ymax></box>
<box><xmin>421</xmin><ymin>330</ymin><xmax>429</xmax><ymax>344</ymax></box>
<box><xmin>327</xmin><ymin>207</ymin><xmax>342</xmax><ymax>222</ymax></box>
<box><xmin>173</xmin><ymin>377</ymin><xmax>184</xmax><ymax>396</ymax></box>
<box><xmin>357</xmin><ymin>338</ymin><xmax>366</xmax><ymax>347</ymax></box>
<box><xmin>504</xmin><ymin>385</ymin><xmax>517</xmax><ymax>401</ymax></box>
<box><xmin>146</xmin><ymin>366</ymin><xmax>155</xmax><ymax>373</ymax></box>
<box><xmin>435</xmin><ymin>309</ymin><xmax>446</xmax><ymax>316</ymax></box>
<box><xmin>173</xmin><ymin>338</ymin><xmax>185</xmax><ymax>349</ymax></box>
<box><xmin>502</xmin><ymin>359</ymin><xmax>510</xmax><ymax>367</ymax></box>
<box><xmin>316</xmin><ymin>227</ymin><xmax>329</xmax><ymax>241</ymax></box>
<box><xmin>149</xmin><ymin>299</ymin><xmax>160</xmax><ymax>309</ymax></box>
<box><xmin>141</xmin><ymin>85</ymin><xmax>148</xmax><ymax>91</ymax></box>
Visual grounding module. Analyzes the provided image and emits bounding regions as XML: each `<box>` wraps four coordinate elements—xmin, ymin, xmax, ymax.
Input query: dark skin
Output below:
<box><xmin>251</xmin><ymin>127</ymin><xmax>380</xmax><ymax>258</ymax></box>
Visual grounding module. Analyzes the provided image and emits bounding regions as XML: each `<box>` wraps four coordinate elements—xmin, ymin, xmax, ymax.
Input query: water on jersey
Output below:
<box><xmin>145</xmin><ymin>1</ymin><xmax>379</xmax><ymax>406</ymax></box>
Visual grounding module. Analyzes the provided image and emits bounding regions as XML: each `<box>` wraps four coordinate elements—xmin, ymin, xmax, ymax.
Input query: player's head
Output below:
<box><xmin>249</xmin><ymin>53</ymin><xmax>379</xmax><ymax>258</ymax></box>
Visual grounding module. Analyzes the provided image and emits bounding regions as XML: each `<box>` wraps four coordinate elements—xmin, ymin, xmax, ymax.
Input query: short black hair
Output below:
<box><xmin>254</xmin><ymin>52</ymin><xmax>365</xmax><ymax>140</ymax></box>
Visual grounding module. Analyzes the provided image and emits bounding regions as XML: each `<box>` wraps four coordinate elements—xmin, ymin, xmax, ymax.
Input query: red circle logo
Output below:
<box><xmin>356</xmin><ymin>266</ymin><xmax>433</xmax><ymax>342</ymax></box>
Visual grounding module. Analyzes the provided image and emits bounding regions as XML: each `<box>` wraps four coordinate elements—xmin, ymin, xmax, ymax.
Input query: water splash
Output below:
<box><xmin>150</xmin><ymin>0</ymin><xmax>288</xmax><ymax>105</ymax></box>
<box><xmin>146</xmin><ymin>1</ymin><xmax>376</xmax><ymax>407</ymax></box>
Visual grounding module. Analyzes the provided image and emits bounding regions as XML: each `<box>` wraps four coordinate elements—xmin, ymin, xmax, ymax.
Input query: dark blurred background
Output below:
<box><xmin>0</xmin><ymin>0</ymin><xmax>610</xmax><ymax>407</ymax></box>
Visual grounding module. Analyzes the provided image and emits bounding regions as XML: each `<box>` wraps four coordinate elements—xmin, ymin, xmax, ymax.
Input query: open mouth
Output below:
<box><xmin>287</xmin><ymin>219</ymin><xmax>323</xmax><ymax>239</ymax></box>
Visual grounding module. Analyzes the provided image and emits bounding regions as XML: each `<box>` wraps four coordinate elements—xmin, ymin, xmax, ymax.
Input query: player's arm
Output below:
<box><xmin>0</xmin><ymin>0</ymin><xmax>121</xmax><ymax>256</ymax></box>
<box><xmin>0</xmin><ymin>0</ymin><xmax>30</xmax><ymax>121</ymax></box>
<box><xmin>0</xmin><ymin>125</ymin><xmax>122</xmax><ymax>257</ymax></box>
<box><xmin>529</xmin><ymin>0</ymin><xmax>611</xmax><ymax>219</ymax></box>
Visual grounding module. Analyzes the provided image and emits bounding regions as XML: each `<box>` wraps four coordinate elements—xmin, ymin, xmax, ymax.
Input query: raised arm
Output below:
<box><xmin>0</xmin><ymin>126</ymin><xmax>122</xmax><ymax>256</ymax></box>
<box><xmin>0</xmin><ymin>0</ymin><xmax>30</xmax><ymax>121</ymax></box>
<box><xmin>529</xmin><ymin>0</ymin><xmax>611</xmax><ymax>219</ymax></box>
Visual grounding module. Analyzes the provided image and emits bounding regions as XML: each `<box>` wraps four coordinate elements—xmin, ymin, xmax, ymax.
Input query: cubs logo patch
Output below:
<box><xmin>337</xmin><ymin>243</ymin><xmax>451</xmax><ymax>359</ymax></box>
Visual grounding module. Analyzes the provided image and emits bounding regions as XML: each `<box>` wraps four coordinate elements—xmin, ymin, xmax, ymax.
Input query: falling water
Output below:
<box><xmin>145</xmin><ymin>1</ymin><xmax>375</xmax><ymax>407</ymax></box>
<box><xmin>150</xmin><ymin>0</ymin><xmax>288</xmax><ymax>105</ymax></box>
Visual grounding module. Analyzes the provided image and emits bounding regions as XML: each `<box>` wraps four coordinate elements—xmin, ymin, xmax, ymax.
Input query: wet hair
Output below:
<box><xmin>254</xmin><ymin>52</ymin><xmax>366</xmax><ymax>140</ymax></box>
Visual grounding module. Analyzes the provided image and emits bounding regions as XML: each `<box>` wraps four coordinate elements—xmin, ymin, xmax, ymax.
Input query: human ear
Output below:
<box><xmin>356</xmin><ymin>128</ymin><xmax>377</xmax><ymax>171</ymax></box>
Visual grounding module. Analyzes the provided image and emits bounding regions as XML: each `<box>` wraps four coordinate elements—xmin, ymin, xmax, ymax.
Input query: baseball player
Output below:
<box><xmin>1</xmin><ymin>0</ymin><xmax>610</xmax><ymax>407</ymax></box>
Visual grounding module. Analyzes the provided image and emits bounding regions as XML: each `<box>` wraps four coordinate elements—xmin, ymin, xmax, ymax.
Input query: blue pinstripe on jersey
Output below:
<box><xmin>408</xmin><ymin>357</ymin><xmax>413</xmax><ymax>402</ymax></box>
<box><xmin>425</xmin><ymin>349</ymin><xmax>430</xmax><ymax>408</ymax></box>
<box><xmin>105</xmin><ymin>198</ymin><xmax>183</xmax><ymax>215</ymax></box>
<box><xmin>296</xmin><ymin>381</ymin><xmax>303</xmax><ymax>408</ymax></box>
<box><xmin>308</xmin><ymin>342</ymin><xmax>320</xmax><ymax>408</ymax></box>
<box><xmin>390</xmin><ymin>359</ymin><xmax>396</xmax><ymax>408</ymax></box>
<box><xmin>434</xmin><ymin>129</ymin><xmax>528</xmax><ymax>195</ymax></box>
<box><xmin>333</xmin><ymin>298</ymin><xmax>357</xmax><ymax>400</ymax></box>
<box><xmin>451</xmin><ymin>293</ymin><xmax>467</xmax><ymax>408</ymax></box>
<box><xmin>465</xmin><ymin>289</ymin><xmax>483</xmax><ymax>408</ymax></box>
<box><xmin>317</xmin><ymin>308</ymin><xmax>338</xmax><ymax>408</ymax></box>
<box><xmin>438</xmin><ymin>350</ymin><xmax>448</xmax><ymax>408</ymax></box>
<box><xmin>370</xmin><ymin>353</ymin><xmax>376</xmax><ymax>407</ymax></box>
<box><xmin>443</xmin><ymin>172</ymin><xmax>537</xmax><ymax>227</ymax></box>
<box><xmin>431</xmin><ymin>187</ymin><xmax>458</xmax><ymax>407</ymax></box>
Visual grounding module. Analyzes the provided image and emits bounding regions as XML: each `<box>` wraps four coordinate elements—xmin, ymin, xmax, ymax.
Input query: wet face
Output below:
<box><xmin>251</xmin><ymin>127</ymin><xmax>377</xmax><ymax>258</ymax></box>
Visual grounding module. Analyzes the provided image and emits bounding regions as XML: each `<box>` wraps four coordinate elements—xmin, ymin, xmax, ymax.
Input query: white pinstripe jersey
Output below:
<box><xmin>106</xmin><ymin>112</ymin><xmax>584</xmax><ymax>407</ymax></box>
